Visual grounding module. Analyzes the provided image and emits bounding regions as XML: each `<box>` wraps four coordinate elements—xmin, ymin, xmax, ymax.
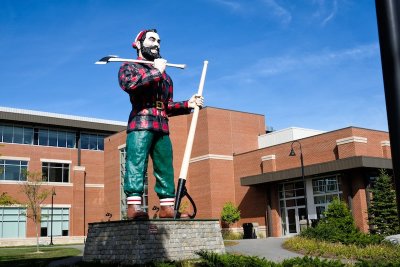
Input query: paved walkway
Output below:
<box><xmin>48</xmin><ymin>237</ymin><xmax>302</xmax><ymax>266</ymax></box>
<box><xmin>225</xmin><ymin>237</ymin><xmax>303</xmax><ymax>263</ymax></box>
<box><xmin>47</xmin><ymin>244</ymin><xmax>84</xmax><ymax>267</ymax></box>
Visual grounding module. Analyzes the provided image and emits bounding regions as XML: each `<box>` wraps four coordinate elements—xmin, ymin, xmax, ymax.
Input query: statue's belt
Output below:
<box><xmin>155</xmin><ymin>101</ymin><xmax>164</xmax><ymax>110</ymax></box>
<box><xmin>142</xmin><ymin>101</ymin><xmax>165</xmax><ymax>110</ymax></box>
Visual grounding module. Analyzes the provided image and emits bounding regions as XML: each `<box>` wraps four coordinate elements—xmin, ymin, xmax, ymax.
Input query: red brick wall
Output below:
<box><xmin>233</xmin><ymin>127</ymin><xmax>390</xmax><ymax>235</ymax></box>
<box><xmin>269</xmin><ymin>183</ymin><xmax>282</xmax><ymax>237</ymax></box>
<box><xmin>104</xmin><ymin>132</ymin><xmax>126</xmax><ymax>220</ymax></box>
<box><xmin>351</xmin><ymin>171</ymin><xmax>369</xmax><ymax>233</ymax></box>
<box><xmin>0</xmin><ymin>142</ymin><xmax>106</xmax><ymax>237</ymax></box>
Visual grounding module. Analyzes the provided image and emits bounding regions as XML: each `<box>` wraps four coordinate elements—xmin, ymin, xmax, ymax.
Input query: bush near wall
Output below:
<box><xmin>300</xmin><ymin>198</ymin><xmax>383</xmax><ymax>246</ymax></box>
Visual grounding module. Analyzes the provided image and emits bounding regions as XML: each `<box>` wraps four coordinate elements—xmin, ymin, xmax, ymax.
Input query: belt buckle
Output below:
<box><xmin>156</xmin><ymin>101</ymin><xmax>164</xmax><ymax>110</ymax></box>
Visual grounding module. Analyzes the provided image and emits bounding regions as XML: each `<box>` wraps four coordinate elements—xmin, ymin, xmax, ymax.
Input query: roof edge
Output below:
<box><xmin>241</xmin><ymin>156</ymin><xmax>393</xmax><ymax>186</ymax></box>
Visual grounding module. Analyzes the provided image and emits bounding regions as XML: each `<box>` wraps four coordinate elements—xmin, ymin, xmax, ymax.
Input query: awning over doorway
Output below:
<box><xmin>241</xmin><ymin>156</ymin><xmax>392</xmax><ymax>186</ymax></box>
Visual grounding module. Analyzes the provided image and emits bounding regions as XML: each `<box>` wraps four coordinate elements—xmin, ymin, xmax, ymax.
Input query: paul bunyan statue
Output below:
<box><xmin>118</xmin><ymin>29</ymin><xmax>203</xmax><ymax>219</ymax></box>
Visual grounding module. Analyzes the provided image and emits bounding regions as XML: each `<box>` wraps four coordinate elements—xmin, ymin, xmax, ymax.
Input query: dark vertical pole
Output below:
<box><xmin>77</xmin><ymin>131</ymin><xmax>81</xmax><ymax>166</ymax></box>
<box><xmin>300</xmin><ymin>152</ymin><xmax>309</xmax><ymax>227</ymax></box>
<box><xmin>290</xmin><ymin>141</ymin><xmax>310</xmax><ymax>229</ymax></box>
<box><xmin>84</xmin><ymin>171</ymin><xmax>86</xmax><ymax>243</ymax></box>
<box><xmin>375</xmin><ymin>0</ymin><xmax>400</xmax><ymax>221</ymax></box>
<box><xmin>50</xmin><ymin>187</ymin><xmax>55</xmax><ymax>245</ymax></box>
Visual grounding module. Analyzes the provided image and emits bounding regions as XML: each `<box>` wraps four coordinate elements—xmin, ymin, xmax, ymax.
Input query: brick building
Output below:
<box><xmin>104</xmin><ymin>107</ymin><xmax>392</xmax><ymax>237</ymax></box>
<box><xmin>0</xmin><ymin>107</ymin><xmax>125</xmax><ymax>245</ymax></box>
<box><xmin>0</xmin><ymin>105</ymin><xmax>393</xmax><ymax>244</ymax></box>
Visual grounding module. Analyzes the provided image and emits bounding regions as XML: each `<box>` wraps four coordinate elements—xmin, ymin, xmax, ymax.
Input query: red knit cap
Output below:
<box><xmin>132</xmin><ymin>30</ymin><xmax>147</xmax><ymax>49</ymax></box>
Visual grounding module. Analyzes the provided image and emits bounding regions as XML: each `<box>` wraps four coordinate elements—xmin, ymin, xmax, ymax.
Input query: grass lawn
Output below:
<box><xmin>0</xmin><ymin>246</ymin><xmax>81</xmax><ymax>267</ymax></box>
<box><xmin>223</xmin><ymin>240</ymin><xmax>239</xmax><ymax>247</ymax></box>
<box><xmin>283</xmin><ymin>236</ymin><xmax>400</xmax><ymax>263</ymax></box>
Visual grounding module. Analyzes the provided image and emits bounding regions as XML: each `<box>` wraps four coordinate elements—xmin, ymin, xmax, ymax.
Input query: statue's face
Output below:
<box><xmin>139</xmin><ymin>31</ymin><xmax>161</xmax><ymax>61</ymax></box>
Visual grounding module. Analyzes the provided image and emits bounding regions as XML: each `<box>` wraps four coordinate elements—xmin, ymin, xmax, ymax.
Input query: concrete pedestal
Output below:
<box><xmin>83</xmin><ymin>219</ymin><xmax>225</xmax><ymax>265</ymax></box>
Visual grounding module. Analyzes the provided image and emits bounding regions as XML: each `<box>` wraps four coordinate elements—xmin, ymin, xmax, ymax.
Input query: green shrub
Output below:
<box><xmin>195</xmin><ymin>250</ymin><xmax>346</xmax><ymax>267</ymax></box>
<box><xmin>281</xmin><ymin>256</ymin><xmax>345</xmax><ymax>267</ymax></box>
<box><xmin>196</xmin><ymin>250</ymin><xmax>276</xmax><ymax>267</ymax></box>
<box><xmin>221</xmin><ymin>202</ymin><xmax>241</xmax><ymax>227</ymax></box>
<box><xmin>221</xmin><ymin>229</ymin><xmax>243</xmax><ymax>240</ymax></box>
<box><xmin>300</xmin><ymin>198</ymin><xmax>383</xmax><ymax>246</ymax></box>
<box><xmin>284</xmin><ymin>236</ymin><xmax>400</xmax><ymax>263</ymax></box>
<box><xmin>355</xmin><ymin>259</ymin><xmax>400</xmax><ymax>267</ymax></box>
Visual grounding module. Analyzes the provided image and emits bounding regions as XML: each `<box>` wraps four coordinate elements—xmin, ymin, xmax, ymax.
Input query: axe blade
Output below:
<box><xmin>95</xmin><ymin>55</ymin><xmax>119</xmax><ymax>64</ymax></box>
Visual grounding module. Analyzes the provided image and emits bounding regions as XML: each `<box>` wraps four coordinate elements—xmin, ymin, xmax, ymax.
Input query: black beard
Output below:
<box><xmin>141</xmin><ymin>46</ymin><xmax>161</xmax><ymax>61</ymax></box>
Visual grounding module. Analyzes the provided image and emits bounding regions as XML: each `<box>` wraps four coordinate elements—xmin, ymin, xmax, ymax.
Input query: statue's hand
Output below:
<box><xmin>154</xmin><ymin>58</ymin><xmax>167</xmax><ymax>74</ymax></box>
<box><xmin>188</xmin><ymin>94</ymin><xmax>204</xmax><ymax>108</ymax></box>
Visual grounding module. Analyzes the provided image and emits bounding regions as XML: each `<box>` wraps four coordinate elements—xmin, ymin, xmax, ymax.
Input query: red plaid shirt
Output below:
<box><xmin>118</xmin><ymin>58</ymin><xmax>191</xmax><ymax>134</ymax></box>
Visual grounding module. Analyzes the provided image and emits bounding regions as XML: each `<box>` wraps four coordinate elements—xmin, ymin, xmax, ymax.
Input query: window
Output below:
<box><xmin>0</xmin><ymin>160</ymin><xmax>28</xmax><ymax>181</ymax></box>
<box><xmin>312</xmin><ymin>175</ymin><xmax>342</xmax><ymax>219</ymax></box>
<box><xmin>0</xmin><ymin>124</ymin><xmax>83</xmax><ymax>149</ymax></box>
<box><xmin>0</xmin><ymin>207</ymin><xmax>26</xmax><ymax>238</ymax></box>
<box><xmin>279</xmin><ymin>181</ymin><xmax>305</xmax><ymax>209</ymax></box>
<box><xmin>40</xmin><ymin>207</ymin><xmax>69</xmax><ymax>236</ymax></box>
<box><xmin>48</xmin><ymin>130</ymin><xmax>58</xmax><ymax>147</ymax></box>
<box><xmin>42</xmin><ymin>162</ymin><xmax>70</xmax><ymax>183</ymax></box>
<box><xmin>38</xmin><ymin>129</ymin><xmax>49</xmax><ymax>146</ymax></box>
<box><xmin>24</xmin><ymin>128</ymin><xmax>34</xmax><ymax>144</ymax></box>
<box><xmin>13</xmin><ymin>127</ymin><xmax>23</xmax><ymax>144</ymax></box>
<box><xmin>0</xmin><ymin>124</ymin><xmax>34</xmax><ymax>145</ymax></box>
<box><xmin>66</xmin><ymin>132</ymin><xmax>75</xmax><ymax>148</ymax></box>
<box><xmin>57</xmin><ymin>132</ymin><xmax>67</xmax><ymax>148</ymax></box>
<box><xmin>81</xmin><ymin>133</ymin><xmax>105</xmax><ymax>151</ymax></box>
<box><xmin>35</xmin><ymin>128</ymin><xmax>76</xmax><ymax>148</ymax></box>
<box><xmin>2</xmin><ymin>125</ymin><xmax>13</xmax><ymax>143</ymax></box>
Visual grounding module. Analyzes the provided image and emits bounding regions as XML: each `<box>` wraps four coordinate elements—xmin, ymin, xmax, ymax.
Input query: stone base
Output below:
<box><xmin>83</xmin><ymin>219</ymin><xmax>225</xmax><ymax>265</ymax></box>
<box><xmin>385</xmin><ymin>234</ymin><xmax>400</xmax><ymax>245</ymax></box>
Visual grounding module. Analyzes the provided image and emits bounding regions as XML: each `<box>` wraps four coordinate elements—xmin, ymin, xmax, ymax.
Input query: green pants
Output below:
<box><xmin>124</xmin><ymin>130</ymin><xmax>175</xmax><ymax>199</ymax></box>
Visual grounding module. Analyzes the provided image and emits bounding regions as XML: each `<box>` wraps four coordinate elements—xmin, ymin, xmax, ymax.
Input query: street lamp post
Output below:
<box><xmin>289</xmin><ymin>140</ymin><xmax>309</xmax><ymax>228</ymax></box>
<box><xmin>50</xmin><ymin>187</ymin><xmax>56</xmax><ymax>246</ymax></box>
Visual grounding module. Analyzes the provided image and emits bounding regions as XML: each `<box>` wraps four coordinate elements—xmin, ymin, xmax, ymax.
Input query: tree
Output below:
<box><xmin>221</xmin><ymin>201</ymin><xmax>241</xmax><ymax>227</ymax></box>
<box><xmin>322</xmin><ymin>197</ymin><xmax>358</xmax><ymax>235</ymax></box>
<box><xmin>0</xmin><ymin>192</ymin><xmax>19</xmax><ymax>205</ymax></box>
<box><xmin>301</xmin><ymin>197</ymin><xmax>359</xmax><ymax>243</ymax></box>
<box><xmin>368</xmin><ymin>169</ymin><xmax>400</xmax><ymax>236</ymax></box>
<box><xmin>20</xmin><ymin>171</ymin><xmax>50</xmax><ymax>252</ymax></box>
<box><xmin>301</xmin><ymin>197</ymin><xmax>383</xmax><ymax>246</ymax></box>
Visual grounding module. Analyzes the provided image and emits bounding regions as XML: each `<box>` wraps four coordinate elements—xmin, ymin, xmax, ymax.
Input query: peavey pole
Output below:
<box><xmin>95</xmin><ymin>55</ymin><xmax>186</xmax><ymax>69</ymax></box>
<box><xmin>174</xmin><ymin>60</ymin><xmax>208</xmax><ymax>219</ymax></box>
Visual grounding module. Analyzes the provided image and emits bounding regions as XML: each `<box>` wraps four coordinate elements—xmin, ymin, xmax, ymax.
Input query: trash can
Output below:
<box><xmin>243</xmin><ymin>223</ymin><xmax>254</xmax><ymax>239</ymax></box>
<box><xmin>311</xmin><ymin>219</ymin><xmax>320</xmax><ymax>228</ymax></box>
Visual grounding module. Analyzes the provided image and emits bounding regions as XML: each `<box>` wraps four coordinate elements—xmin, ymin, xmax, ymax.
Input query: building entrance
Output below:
<box><xmin>279</xmin><ymin>181</ymin><xmax>307</xmax><ymax>236</ymax></box>
<box><xmin>285</xmin><ymin>207</ymin><xmax>306</xmax><ymax>234</ymax></box>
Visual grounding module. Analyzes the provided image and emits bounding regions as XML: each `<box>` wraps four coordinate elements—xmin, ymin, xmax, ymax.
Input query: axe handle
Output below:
<box><xmin>108</xmin><ymin>57</ymin><xmax>186</xmax><ymax>69</ymax></box>
<box><xmin>178</xmin><ymin>61</ymin><xmax>208</xmax><ymax>180</ymax></box>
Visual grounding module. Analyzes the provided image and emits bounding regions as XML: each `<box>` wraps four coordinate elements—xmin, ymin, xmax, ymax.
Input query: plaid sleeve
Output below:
<box><xmin>118</xmin><ymin>63</ymin><xmax>162</xmax><ymax>92</ymax></box>
<box><xmin>167</xmin><ymin>101</ymin><xmax>190</xmax><ymax>117</ymax></box>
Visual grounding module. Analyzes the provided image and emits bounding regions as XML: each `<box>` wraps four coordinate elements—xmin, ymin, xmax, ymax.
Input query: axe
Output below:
<box><xmin>174</xmin><ymin>61</ymin><xmax>208</xmax><ymax>219</ymax></box>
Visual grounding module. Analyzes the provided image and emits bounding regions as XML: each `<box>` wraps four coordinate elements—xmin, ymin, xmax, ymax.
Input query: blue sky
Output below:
<box><xmin>0</xmin><ymin>0</ymin><xmax>388</xmax><ymax>132</ymax></box>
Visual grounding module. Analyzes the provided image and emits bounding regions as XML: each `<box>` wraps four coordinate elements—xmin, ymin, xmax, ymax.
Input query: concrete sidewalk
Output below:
<box><xmin>225</xmin><ymin>237</ymin><xmax>304</xmax><ymax>263</ymax></box>
<box><xmin>47</xmin><ymin>244</ymin><xmax>84</xmax><ymax>267</ymax></box>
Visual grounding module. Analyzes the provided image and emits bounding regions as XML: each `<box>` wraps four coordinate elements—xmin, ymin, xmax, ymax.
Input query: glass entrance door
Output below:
<box><xmin>285</xmin><ymin>206</ymin><xmax>306</xmax><ymax>234</ymax></box>
<box><xmin>287</xmin><ymin>208</ymin><xmax>297</xmax><ymax>233</ymax></box>
<box><xmin>279</xmin><ymin>181</ymin><xmax>308</xmax><ymax>236</ymax></box>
